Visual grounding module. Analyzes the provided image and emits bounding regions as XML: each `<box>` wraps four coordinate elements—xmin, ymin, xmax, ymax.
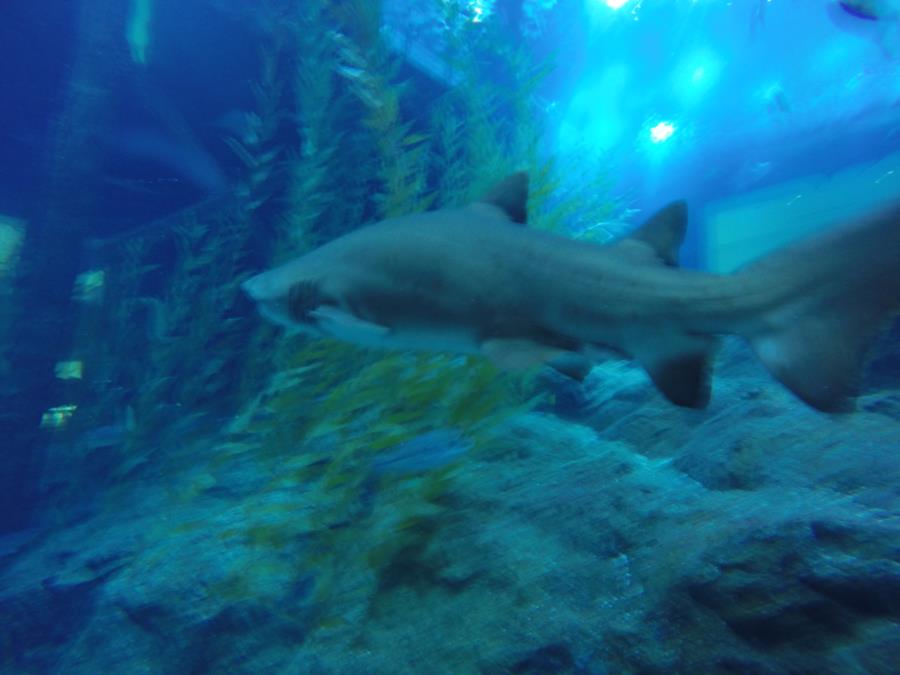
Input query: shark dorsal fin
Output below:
<box><xmin>625</xmin><ymin>200</ymin><xmax>688</xmax><ymax>267</ymax></box>
<box><xmin>477</xmin><ymin>172</ymin><xmax>529</xmax><ymax>224</ymax></box>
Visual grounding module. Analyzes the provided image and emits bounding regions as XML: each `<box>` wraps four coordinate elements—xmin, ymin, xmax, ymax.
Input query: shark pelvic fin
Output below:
<box><xmin>481</xmin><ymin>338</ymin><xmax>560</xmax><ymax>370</ymax></box>
<box><xmin>481</xmin><ymin>339</ymin><xmax>593</xmax><ymax>381</ymax></box>
<box><xmin>477</xmin><ymin>172</ymin><xmax>529</xmax><ymax>224</ymax></box>
<box><xmin>622</xmin><ymin>200</ymin><xmax>688</xmax><ymax>267</ymax></box>
<box><xmin>633</xmin><ymin>334</ymin><xmax>716</xmax><ymax>408</ymax></box>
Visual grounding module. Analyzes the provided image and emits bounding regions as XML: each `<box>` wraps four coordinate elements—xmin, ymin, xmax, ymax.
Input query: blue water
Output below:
<box><xmin>1</xmin><ymin>1</ymin><xmax>899</xmax><ymax>672</ymax></box>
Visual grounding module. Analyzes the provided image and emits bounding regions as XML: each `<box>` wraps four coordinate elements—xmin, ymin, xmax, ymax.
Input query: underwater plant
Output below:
<box><xmin>51</xmin><ymin>0</ymin><xmax>622</xmax><ymax>633</ymax></box>
<box><xmin>0</xmin><ymin>216</ymin><xmax>25</xmax><ymax>384</ymax></box>
<box><xmin>201</xmin><ymin>0</ymin><xmax>588</xmax><ymax>627</ymax></box>
<box><xmin>216</xmin><ymin>343</ymin><xmax>543</xmax><ymax>626</ymax></box>
<box><xmin>224</xmin><ymin>48</ymin><xmax>286</xmax><ymax>218</ymax></box>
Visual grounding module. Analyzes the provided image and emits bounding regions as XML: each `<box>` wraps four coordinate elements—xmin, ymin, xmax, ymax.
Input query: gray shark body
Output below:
<box><xmin>244</xmin><ymin>173</ymin><xmax>900</xmax><ymax>411</ymax></box>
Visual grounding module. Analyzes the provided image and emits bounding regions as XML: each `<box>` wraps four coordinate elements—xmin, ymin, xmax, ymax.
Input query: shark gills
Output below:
<box><xmin>243</xmin><ymin>173</ymin><xmax>900</xmax><ymax>412</ymax></box>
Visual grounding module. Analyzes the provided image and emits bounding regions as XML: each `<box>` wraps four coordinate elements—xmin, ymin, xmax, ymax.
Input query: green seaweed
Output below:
<box><xmin>49</xmin><ymin>0</ymin><xmax>623</xmax><ymax>636</ymax></box>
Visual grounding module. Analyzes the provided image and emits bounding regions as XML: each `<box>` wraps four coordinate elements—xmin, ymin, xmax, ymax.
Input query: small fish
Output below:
<box><xmin>766</xmin><ymin>88</ymin><xmax>791</xmax><ymax>115</ymax></box>
<box><xmin>370</xmin><ymin>430</ymin><xmax>472</xmax><ymax>477</ymax></box>
<box><xmin>336</xmin><ymin>65</ymin><xmax>367</xmax><ymax>81</ymax></box>
<box><xmin>78</xmin><ymin>407</ymin><xmax>136</xmax><ymax>450</ymax></box>
<box><xmin>350</xmin><ymin>430</ymin><xmax>472</xmax><ymax>519</ymax></box>
<box><xmin>109</xmin><ymin>129</ymin><xmax>229</xmax><ymax>196</ymax></box>
<box><xmin>0</xmin><ymin>527</ymin><xmax>43</xmax><ymax>559</ymax></box>
<box><xmin>839</xmin><ymin>0</ymin><xmax>886</xmax><ymax>20</ymax></box>
<box><xmin>750</xmin><ymin>0</ymin><xmax>768</xmax><ymax>40</ymax></box>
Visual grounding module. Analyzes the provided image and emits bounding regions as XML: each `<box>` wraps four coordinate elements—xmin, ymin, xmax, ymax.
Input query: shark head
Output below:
<box><xmin>242</xmin><ymin>264</ymin><xmax>330</xmax><ymax>337</ymax></box>
<box><xmin>241</xmin><ymin>173</ymin><xmax>533</xmax><ymax>352</ymax></box>
<box><xmin>242</xmin><ymin>255</ymin><xmax>395</xmax><ymax>345</ymax></box>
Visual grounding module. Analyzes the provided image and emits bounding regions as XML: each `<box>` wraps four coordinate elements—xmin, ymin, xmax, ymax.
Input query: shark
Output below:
<box><xmin>827</xmin><ymin>0</ymin><xmax>900</xmax><ymax>56</ymax></box>
<box><xmin>243</xmin><ymin>173</ymin><xmax>900</xmax><ymax>412</ymax></box>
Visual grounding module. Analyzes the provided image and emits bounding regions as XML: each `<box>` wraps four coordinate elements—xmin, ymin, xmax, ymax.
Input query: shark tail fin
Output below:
<box><xmin>742</xmin><ymin>201</ymin><xmax>900</xmax><ymax>412</ymax></box>
<box><xmin>750</xmin><ymin>306</ymin><xmax>886</xmax><ymax>412</ymax></box>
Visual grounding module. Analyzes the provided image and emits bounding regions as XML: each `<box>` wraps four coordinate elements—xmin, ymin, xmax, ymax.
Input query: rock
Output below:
<box><xmin>2</xmin><ymin>359</ymin><xmax>899</xmax><ymax>673</ymax></box>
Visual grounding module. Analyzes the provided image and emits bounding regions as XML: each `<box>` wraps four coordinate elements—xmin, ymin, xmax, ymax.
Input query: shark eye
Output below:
<box><xmin>287</xmin><ymin>281</ymin><xmax>323</xmax><ymax>322</ymax></box>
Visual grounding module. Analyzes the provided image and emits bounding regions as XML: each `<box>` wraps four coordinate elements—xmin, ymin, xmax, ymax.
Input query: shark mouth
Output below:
<box><xmin>287</xmin><ymin>281</ymin><xmax>323</xmax><ymax>323</ymax></box>
<box><xmin>242</xmin><ymin>274</ymin><xmax>325</xmax><ymax>335</ymax></box>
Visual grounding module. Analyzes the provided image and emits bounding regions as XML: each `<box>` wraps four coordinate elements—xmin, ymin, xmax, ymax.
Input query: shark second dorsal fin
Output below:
<box><xmin>625</xmin><ymin>200</ymin><xmax>688</xmax><ymax>267</ymax></box>
<box><xmin>477</xmin><ymin>172</ymin><xmax>529</xmax><ymax>224</ymax></box>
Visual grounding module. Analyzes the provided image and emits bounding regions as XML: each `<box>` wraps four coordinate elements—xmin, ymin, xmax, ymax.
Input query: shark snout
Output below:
<box><xmin>241</xmin><ymin>272</ymin><xmax>274</xmax><ymax>302</ymax></box>
<box><xmin>242</xmin><ymin>270</ymin><xmax>309</xmax><ymax>333</ymax></box>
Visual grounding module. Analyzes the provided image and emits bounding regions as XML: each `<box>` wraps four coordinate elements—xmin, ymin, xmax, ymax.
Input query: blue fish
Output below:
<box><xmin>370</xmin><ymin>430</ymin><xmax>472</xmax><ymax>477</ymax></box>
<box><xmin>840</xmin><ymin>1</ymin><xmax>882</xmax><ymax>20</ymax></box>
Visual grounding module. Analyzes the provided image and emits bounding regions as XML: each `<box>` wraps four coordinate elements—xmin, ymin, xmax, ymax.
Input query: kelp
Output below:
<box><xmin>54</xmin><ymin>0</ymin><xmax>618</xmax><ymax>631</ymax></box>
<box><xmin>225</xmin><ymin>47</ymin><xmax>286</xmax><ymax>216</ymax></box>
<box><xmin>73</xmin><ymin>205</ymin><xmax>255</xmax><ymax>455</ymax></box>
<box><xmin>215</xmin><ymin>344</ymin><xmax>544</xmax><ymax>623</ymax></box>
<box><xmin>195</xmin><ymin>0</ymin><xmax>570</xmax><ymax>624</ymax></box>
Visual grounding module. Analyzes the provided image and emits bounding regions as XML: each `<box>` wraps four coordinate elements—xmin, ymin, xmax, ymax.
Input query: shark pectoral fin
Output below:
<box><xmin>617</xmin><ymin>200</ymin><xmax>688</xmax><ymax>267</ymax></box>
<box><xmin>634</xmin><ymin>336</ymin><xmax>716</xmax><ymax>408</ymax></box>
<box><xmin>482</xmin><ymin>340</ymin><xmax>592</xmax><ymax>381</ymax></box>
<box><xmin>546</xmin><ymin>352</ymin><xmax>594</xmax><ymax>382</ymax></box>
<box><xmin>309</xmin><ymin>306</ymin><xmax>390</xmax><ymax>343</ymax></box>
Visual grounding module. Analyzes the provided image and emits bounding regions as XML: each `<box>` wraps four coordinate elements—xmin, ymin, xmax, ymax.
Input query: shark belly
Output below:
<box><xmin>308</xmin><ymin>303</ymin><xmax>483</xmax><ymax>354</ymax></box>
